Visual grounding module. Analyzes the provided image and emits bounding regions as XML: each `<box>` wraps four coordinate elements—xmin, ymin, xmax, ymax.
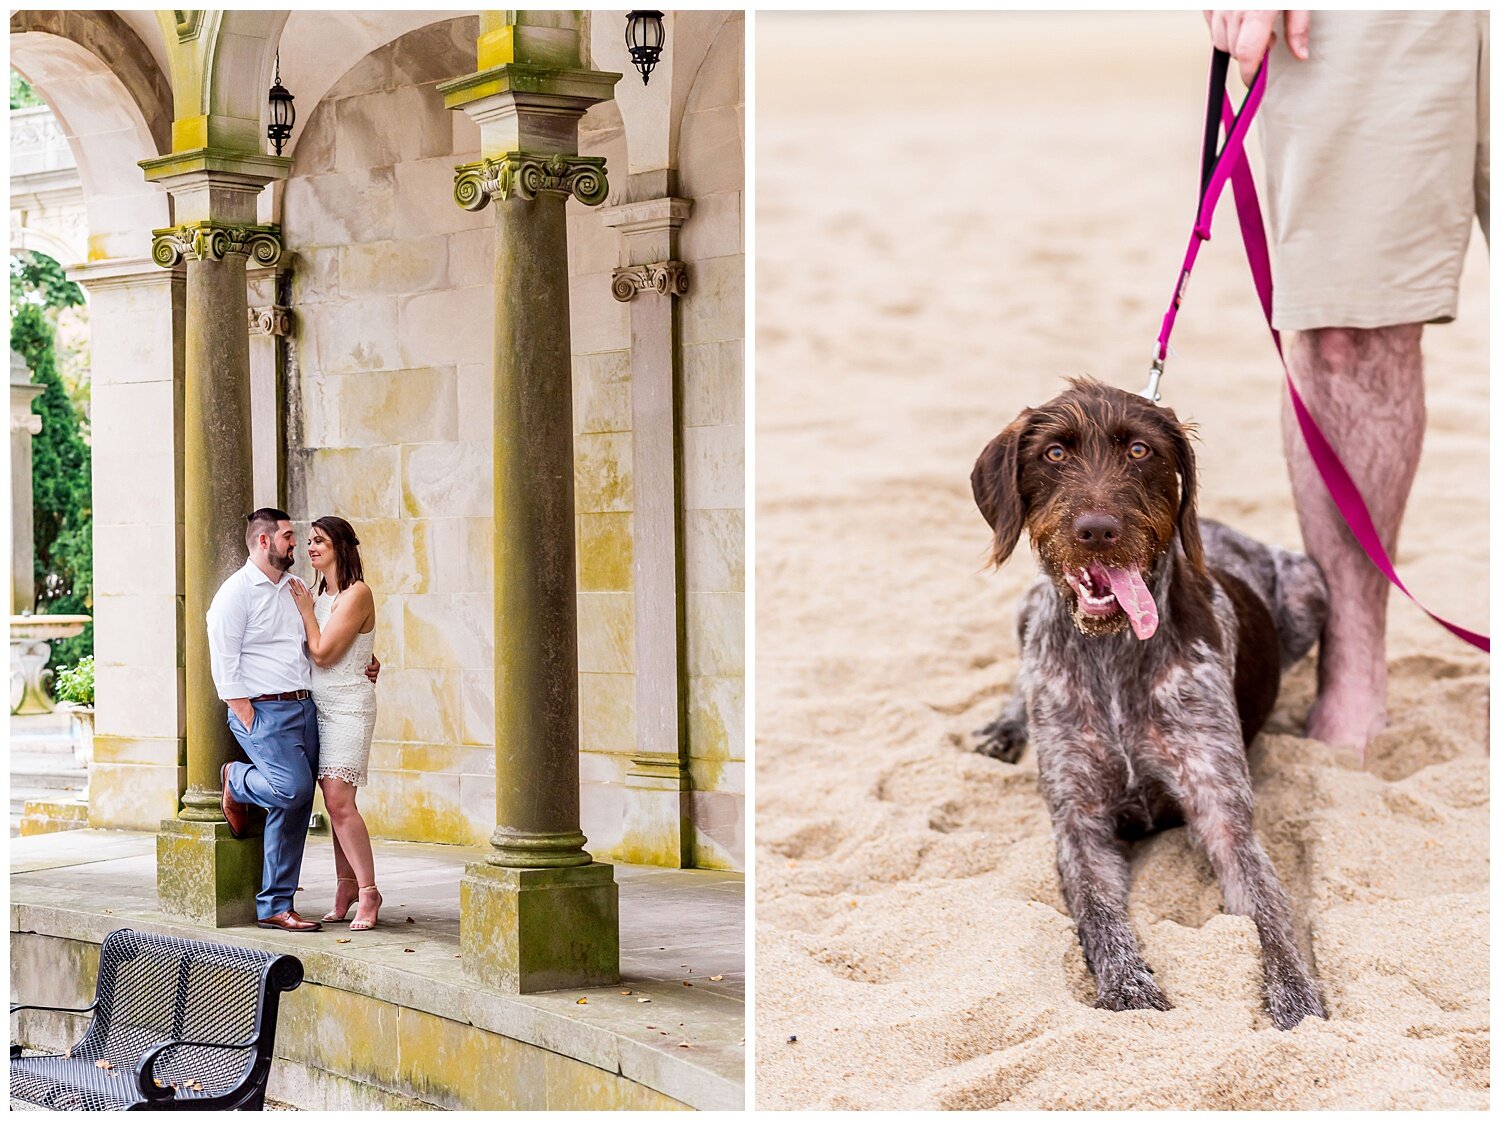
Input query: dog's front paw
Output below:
<box><xmin>973</xmin><ymin>716</ymin><xmax>1027</xmax><ymax>763</ymax></box>
<box><xmin>1095</xmin><ymin>966</ymin><xmax>1172</xmax><ymax>1014</ymax></box>
<box><xmin>1266</xmin><ymin>974</ymin><xmax>1326</xmax><ymax>1031</ymax></box>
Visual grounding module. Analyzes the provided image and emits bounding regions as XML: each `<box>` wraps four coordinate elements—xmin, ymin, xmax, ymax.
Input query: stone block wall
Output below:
<box><xmin>284</xmin><ymin>17</ymin><xmax>494</xmax><ymax>847</ymax></box>
<box><xmin>676</xmin><ymin>14</ymin><xmax>746</xmax><ymax>870</ymax></box>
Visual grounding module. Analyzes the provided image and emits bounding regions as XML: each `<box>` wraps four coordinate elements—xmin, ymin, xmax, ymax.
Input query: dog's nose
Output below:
<box><xmin>1073</xmin><ymin>512</ymin><xmax>1122</xmax><ymax>551</ymax></box>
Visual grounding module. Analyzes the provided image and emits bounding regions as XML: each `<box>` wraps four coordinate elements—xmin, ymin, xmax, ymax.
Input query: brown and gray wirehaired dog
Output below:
<box><xmin>971</xmin><ymin>377</ymin><xmax>1329</xmax><ymax>1030</ymax></box>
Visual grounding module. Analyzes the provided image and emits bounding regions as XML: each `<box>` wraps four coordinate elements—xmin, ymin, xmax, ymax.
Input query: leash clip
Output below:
<box><xmin>1139</xmin><ymin>355</ymin><xmax>1165</xmax><ymax>404</ymax></box>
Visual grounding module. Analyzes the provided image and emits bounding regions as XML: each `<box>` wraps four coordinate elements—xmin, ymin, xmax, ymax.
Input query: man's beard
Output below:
<box><xmin>270</xmin><ymin>543</ymin><xmax>295</xmax><ymax>572</ymax></box>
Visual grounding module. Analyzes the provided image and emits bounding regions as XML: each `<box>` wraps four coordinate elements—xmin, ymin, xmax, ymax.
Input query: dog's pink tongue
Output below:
<box><xmin>1103</xmin><ymin>565</ymin><xmax>1158</xmax><ymax>640</ymax></box>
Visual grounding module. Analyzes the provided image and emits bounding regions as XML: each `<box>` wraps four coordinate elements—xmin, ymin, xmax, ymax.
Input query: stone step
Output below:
<box><xmin>18</xmin><ymin>798</ymin><xmax>89</xmax><ymax>837</ymax></box>
<box><xmin>11</xmin><ymin>785</ymin><xmax>83</xmax><ymax>814</ymax></box>
<box><xmin>7</xmin><ymin>734</ymin><xmax>78</xmax><ymax>757</ymax></box>
<box><xmin>10</xmin><ymin>755</ymin><xmax>87</xmax><ymax>791</ymax></box>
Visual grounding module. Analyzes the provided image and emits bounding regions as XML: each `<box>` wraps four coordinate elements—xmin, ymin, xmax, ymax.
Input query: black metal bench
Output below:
<box><xmin>10</xmin><ymin>928</ymin><xmax>302</xmax><ymax>1111</ymax></box>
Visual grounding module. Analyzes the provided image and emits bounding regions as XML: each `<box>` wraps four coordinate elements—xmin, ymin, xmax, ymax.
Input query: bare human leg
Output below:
<box><xmin>320</xmin><ymin>776</ymin><xmax>381</xmax><ymax>928</ymax></box>
<box><xmin>323</xmin><ymin>828</ymin><xmax>357</xmax><ymax>921</ymax></box>
<box><xmin>1282</xmin><ymin>324</ymin><xmax>1424</xmax><ymax>755</ymax></box>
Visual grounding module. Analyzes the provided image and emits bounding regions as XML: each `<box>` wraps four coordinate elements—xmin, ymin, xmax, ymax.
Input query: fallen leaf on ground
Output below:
<box><xmin>576</xmin><ymin>997</ymin><xmax>588</xmax><ymax>1005</ymax></box>
<box><xmin>682</xmin><ymin>981</ymin><xmax>693</xmax><ymax>987</ymax></box>
<box><xmin>405</xmin><ymin>916</ymin><xmax>414</xmax><ymax>924</ymax></box>
<box><xmin>678</xmin><ymin>1042</ymin><xmax>692</xmax><ymax>1048</ymax></box>
<box><xmin>620</xmin><ymin>989</ymin><xmax>632</xmax><ymax>995</ymax></box>
<box><xmin>637</xmin><ymin>997</ymin><xmax>651</xmax><ymax>1003</ymax></box>
<box><xmin>403</xmin><ymin>947</ymin><xmax>414</xmax><ymax>953</ymax></box>
<box><xmin>336</xmin><ymin>938</ymin><xmax>351</xmax><ymax>944</ymax></box>
<box><xmin>710</xmin><ymin>975</ymin><xmax>724</xmax><ymax>981</ymax></box>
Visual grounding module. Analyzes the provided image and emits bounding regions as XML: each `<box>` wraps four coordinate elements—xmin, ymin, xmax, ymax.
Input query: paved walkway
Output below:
<box><xmin>11</xmin><ymin>830</ymin><xmax>744</xmax><ymax>1109</ymax></box>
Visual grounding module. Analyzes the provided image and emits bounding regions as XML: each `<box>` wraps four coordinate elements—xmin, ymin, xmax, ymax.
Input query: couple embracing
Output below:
<box><xmin>206</xmin><ymin>508</ymin><xmax>382</xmax><ymax>933</ymax></box>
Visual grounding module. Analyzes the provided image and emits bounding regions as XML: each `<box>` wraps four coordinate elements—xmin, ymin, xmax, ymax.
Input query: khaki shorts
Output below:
<box><xmin>1259</xmin><ymin>11</ymin><xmax>1488</xmax><ymax>331</ymax></box>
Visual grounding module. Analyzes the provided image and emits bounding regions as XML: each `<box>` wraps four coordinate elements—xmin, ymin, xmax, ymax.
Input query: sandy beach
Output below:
<box><xmin>754</xmin><ymin>13</ymin><xmax>1489</xmax><ymax>1110</ymax></box>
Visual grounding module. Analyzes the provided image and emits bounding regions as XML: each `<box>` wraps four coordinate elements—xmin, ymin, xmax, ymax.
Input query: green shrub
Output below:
<box><xmin>55</xmin><ymin>655</ymin><xmax>95</xmax><ymax>707</ymax></box>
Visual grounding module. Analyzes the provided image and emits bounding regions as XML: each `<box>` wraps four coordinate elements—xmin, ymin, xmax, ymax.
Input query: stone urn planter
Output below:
<box><xmin>65</xmin><ymin>704</ymin><xmax>95</xmax><ymax>770</ymax></box>
<box><xmin>54</xmin><ymin>656</ymin><xmax>95</xmax><ymax>780</ymax></box>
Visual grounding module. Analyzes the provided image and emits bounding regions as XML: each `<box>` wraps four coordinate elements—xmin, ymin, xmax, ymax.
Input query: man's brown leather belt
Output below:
<box><xmin>250</xmin><ymin>690</ymin><xmax>311</xmax><ymax>702</ymax></box>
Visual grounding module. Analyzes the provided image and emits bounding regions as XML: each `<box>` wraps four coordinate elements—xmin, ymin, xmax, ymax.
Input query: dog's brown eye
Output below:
<box><xmin>1128</xmin><ymin>441</ymin><xmax>1151</xmax><ymax>460</ymax></box>
<box><xmin>1044</xmin><ymin>444</ymin><xmax>1066</xmax><ymax>463</ymax></box>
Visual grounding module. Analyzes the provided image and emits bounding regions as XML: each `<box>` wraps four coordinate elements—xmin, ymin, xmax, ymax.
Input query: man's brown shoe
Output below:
<box><xmin>257</xmin><ymin>910</ymin><xmax>322</xmax><ymax>933</ymax></box>
<box><xmin>221</xmin><ymin>762</ymin><xmax>249</xmax><ymax>839</ymax></box>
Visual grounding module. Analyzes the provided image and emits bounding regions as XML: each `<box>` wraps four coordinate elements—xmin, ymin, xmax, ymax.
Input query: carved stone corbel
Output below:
<box><xmin>247</xmin><ymin>305</ymin><xmax>292</xmax><ymax>336</ymax></box>
<box><xmin>610</xmin><ymin>261</ymin><xmax>689</xmax><ymax>302</ymax></box>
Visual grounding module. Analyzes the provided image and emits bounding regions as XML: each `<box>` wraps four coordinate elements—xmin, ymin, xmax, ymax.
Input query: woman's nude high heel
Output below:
<box><xmin>323</xmin><ymin>876</ymin><xmax>358</xmax><ymax>923</ymax></box>
<box><xmin>350</xmin><ymin>885</ymin><xmax>382</xmax><ymax>931</ymax></box>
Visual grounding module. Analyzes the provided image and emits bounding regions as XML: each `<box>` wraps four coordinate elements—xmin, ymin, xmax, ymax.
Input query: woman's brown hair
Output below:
<box><xmin>311</xmin><ymin>515</ymin><xmax>364</xmax><ymax>596</ymax></box>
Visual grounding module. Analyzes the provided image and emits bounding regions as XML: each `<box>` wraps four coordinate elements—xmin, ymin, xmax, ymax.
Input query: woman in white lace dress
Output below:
<box><xmin>287</xmin><ymin>516</ymin><xmax>381</xmax><ymax>930</ymax></box>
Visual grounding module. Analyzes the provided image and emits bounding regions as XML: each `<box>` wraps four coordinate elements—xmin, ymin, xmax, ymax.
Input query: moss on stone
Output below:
<box><xmin>156</xmin><ymin>818</ymin><xmax>260</xmax><ymax>926</ymax></box>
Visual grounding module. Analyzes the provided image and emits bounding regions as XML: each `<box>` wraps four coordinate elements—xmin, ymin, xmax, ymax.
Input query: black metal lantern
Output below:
<box><xmin>267</xmin><ymin>52</ymin><xmax>295</xmax><ymax>156</ymax></box>
<box><xmin>625</xmin><ymin>11</ymin><xmax>665</xmax><ymax>86</ymax></box>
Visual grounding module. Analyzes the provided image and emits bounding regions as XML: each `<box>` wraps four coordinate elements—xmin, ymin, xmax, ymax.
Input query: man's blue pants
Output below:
<box><xmin>226</xmin><ymin>698</ymin><xmax>319</xmax><ymax>920</ymax></box>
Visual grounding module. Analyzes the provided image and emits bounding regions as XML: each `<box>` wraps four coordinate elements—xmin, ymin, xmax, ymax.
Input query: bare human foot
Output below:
<box><xmin>323</xmin><ymin>876</ymin><xmax>359</xmax><ymax>923</ymax></box>
<box><xmin>350</xmin><ymin>885</ymin><xmax>382</xmax><ymax>931</ymax></box>
<box><xmin>1305</xmin><ymin>686</ymin><xmax>1388</xmax><ymax>758</ymax></box>
<box><xmin>1305</xmin><ymin>634</ymin><xmax>1390</xmax><ymax>757</ymax></box>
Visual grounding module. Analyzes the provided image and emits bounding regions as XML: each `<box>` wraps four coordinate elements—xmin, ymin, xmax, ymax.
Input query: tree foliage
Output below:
<box><xmin>10</xmin><ymin>70</ymin><xmax>44</xmax><ymax>110</ymax></box>
<box><xmin>11</xmin><ymin>251</ymin><xmax>92</xmax><ymax>669</ymax></box>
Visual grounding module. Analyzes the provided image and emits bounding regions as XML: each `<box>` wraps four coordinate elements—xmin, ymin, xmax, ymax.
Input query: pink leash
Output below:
<box><xmin>1147</xmin><ymin>50</ymin><xmax>1488</xmax><ymax>653</ymax></box>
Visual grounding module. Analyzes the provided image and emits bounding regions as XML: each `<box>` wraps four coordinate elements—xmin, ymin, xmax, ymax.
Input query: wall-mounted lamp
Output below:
<box><xmin>625</xmin><ymin>11</ymin><xmax>666</xmax><ymax>86</ymax></box>
<box><xmin>267</xmin><ymin>52</ymin><xmax>296</xmax><ymax>156</ymax></box>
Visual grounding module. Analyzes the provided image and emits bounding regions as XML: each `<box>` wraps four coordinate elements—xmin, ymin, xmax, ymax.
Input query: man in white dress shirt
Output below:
<box><xmin>206</xmin><ymin>507</ymin><xmax>377</xmax><ymax>932</ymax></box>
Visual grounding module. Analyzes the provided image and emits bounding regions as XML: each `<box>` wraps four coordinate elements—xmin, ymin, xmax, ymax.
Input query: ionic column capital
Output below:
<box><xmin>610</xmin><ymin>261</ymin><xmax>689</xmax><ymax>302</ymax></box>
<box><xmin>248</xmin><ymin>305</ymin><xmax>292</xmax><ymax>336</ymax></box>
<box><xmin>454</xmin><ymin>153</ymin><xmax>609</xmax><ymax>210</ymax></box>
<box><xmin>151</xmin><ymin>222</ymin><xmax>283</xmax><ymax>267</ymax></box>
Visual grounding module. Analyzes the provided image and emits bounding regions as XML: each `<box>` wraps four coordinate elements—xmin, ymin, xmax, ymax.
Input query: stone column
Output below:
<box><xmin>599</xmin><ymin>198</ymin><xmax>694</xmax><ymax>866</ymax></box>
<box><xmin>10</xmin><ymin>350</ymin><xmax>44</xmax><ymax>615</ymax></box>
<box><xmin>439</xmin><ymin>17</ymin><xmax>624</xmax><ymax>993</ymax></box>
<box><xmin>140</xmin><ymin>150</ymin><xmax>289</xmax><ymax>926</ymax></box>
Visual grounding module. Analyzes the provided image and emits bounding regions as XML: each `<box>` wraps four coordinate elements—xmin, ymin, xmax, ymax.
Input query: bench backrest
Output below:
<box><xmin>72</xmin><ymin>929</ymin><xmax>302</xmax><ymax>1095</ymax></box>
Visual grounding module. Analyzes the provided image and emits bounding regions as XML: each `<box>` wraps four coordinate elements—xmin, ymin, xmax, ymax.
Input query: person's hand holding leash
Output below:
<box><xmin>1204</xmin><ymin>10</ymin><xmax>1310</xmax><ymax>82</ymax></box>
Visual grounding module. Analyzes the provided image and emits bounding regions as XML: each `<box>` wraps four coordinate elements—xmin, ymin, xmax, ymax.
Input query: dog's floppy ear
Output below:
<box><xmin>971</xmin><ymin>410</ymin><xmax>1033</xmax><ymax>566</ymax></box>
<box><xmin>1162</xmin><ymin>408</ymin><xmax>1205</xmax><ymax>573</ymax></box>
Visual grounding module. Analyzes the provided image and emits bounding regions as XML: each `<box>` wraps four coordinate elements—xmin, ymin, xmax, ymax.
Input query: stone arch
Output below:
<box><xmin>10</xmin><ymin>11</ymin><xmax>173</xmax><ymax>260</ymax></box>
<box><xmin>193</xmin><ymin>10</ymin><xmax>290</xmax><ymax>154</ymax></box>
<box><xmin>10</xmin><ymin>226</ymin><xmax>84</xmax><ymax>270</ymax></box>
<box><xmin>587</xmin><ymin>11</ymin><xmax>733</xmax><ymax>189</ymax></box>
<box><xmin>668</xmin><ymin>12</ymin><xmax>735</xmax><ymax>175</ymax></box>
<box><xmin>675</xmin><ymin>15</ymin><xmax>743</xmax><ymax>201</ymax></box>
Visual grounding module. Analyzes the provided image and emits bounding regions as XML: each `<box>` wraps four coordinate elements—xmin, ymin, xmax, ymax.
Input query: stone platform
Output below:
<box><xmin>11</xmin><ymin>831</ymin><xmax>744</xmax><ymax>1110</ymax></box>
